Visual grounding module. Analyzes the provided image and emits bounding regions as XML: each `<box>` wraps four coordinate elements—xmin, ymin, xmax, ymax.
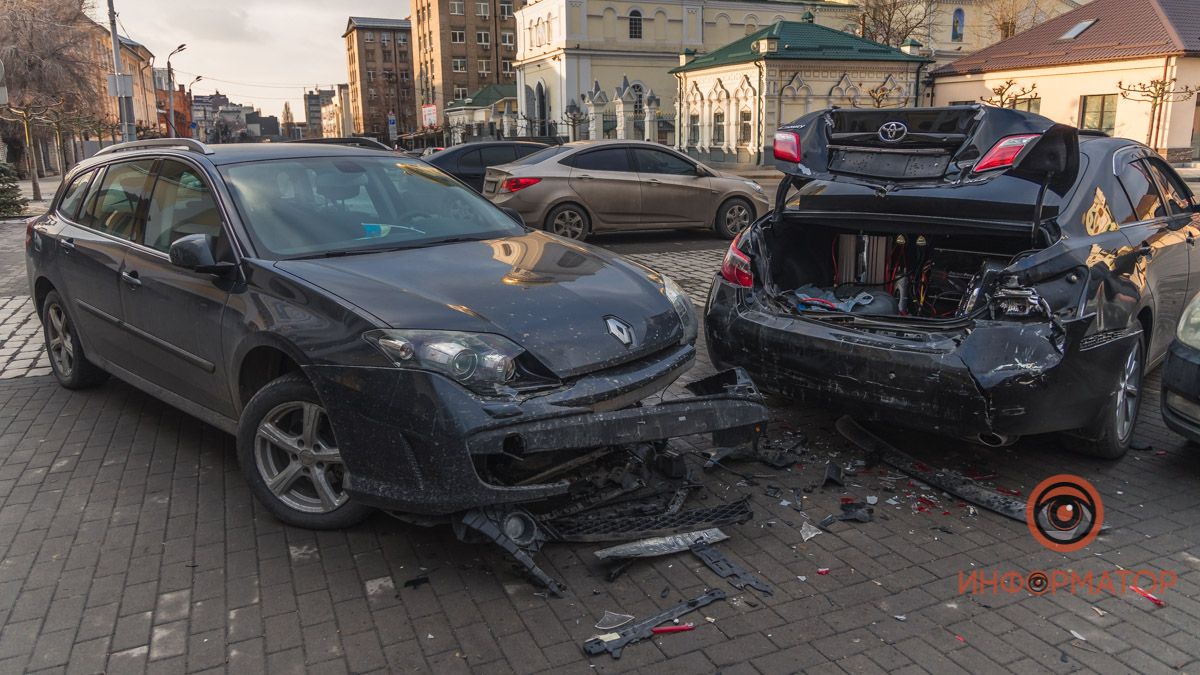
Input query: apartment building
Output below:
<box><xmin>411</xmin><ymin>0</ymin><xmax>521</xmax><ymax>129</ymax></box>
<box><xmin>344</xmin><ymin>17</ymin><xmax>418</xmax><ymax>139</ymax></box>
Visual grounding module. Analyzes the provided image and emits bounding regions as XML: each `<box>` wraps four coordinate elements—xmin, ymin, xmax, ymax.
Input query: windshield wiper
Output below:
<box><xmin>288</xmin><ymin>237</ymin><xmax>490</xmax><ymax>260</ymax></box>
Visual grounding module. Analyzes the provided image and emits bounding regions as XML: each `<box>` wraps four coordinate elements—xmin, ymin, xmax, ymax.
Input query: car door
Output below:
<box><xmin>117</xmin><ymin>158</ymin><xmax>236</xmax><ymax>417</ymax></box>
<box><xmin>1114</xmin><ymin>153</ymin><xmax>1190</xmax><ymax>362</ymax></box>
<box><xmin>631</xmin><ymin>147</ymin><xmax>712</xmax><ymax>226</ymax></box>
<box><xmin>57</xmin><ymin>159</ymin><xmax>156</xmax><ymax>367</ymax></box>
<box><xmin>566</xmin><ymin>147</ymin><xmax>644</xmax><ymax>228</ymax></box>
<box><xmin>1143</xmin><ymin>157</ymin><xmax>1200</xmax><ymax>307</ymax></box>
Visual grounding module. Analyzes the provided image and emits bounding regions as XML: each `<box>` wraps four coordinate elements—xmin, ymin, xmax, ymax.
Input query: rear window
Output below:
<box><xmin>220</xmin><ymin>156</ymin><xmax>524</xmax><ymax>259</ymax></box>
<box><xmin>1116</xmin><ymin>160</ymin><xmax>1164</xmax><ymax>222</ymax></box>
<box><xmin>571</xmin><ymin>148</ymin><xmax>630</xmax><ymax>172</ymax></box>
<box><xmin>509</xmin><ymin>145</ymin><xmax>572</xmax><ymax>166</ymax></box>
<box><xmin>80</xmin><ymin>160</ymin><xmax>155</xmax><ymax>240</ymax></box>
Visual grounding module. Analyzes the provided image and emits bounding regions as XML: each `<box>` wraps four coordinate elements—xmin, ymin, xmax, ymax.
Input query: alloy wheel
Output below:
<box><xmin>254</xmin><ymin>401</ymin><xmax>349</xmax><ymax>514</ymax></box>
<box><xmin>551</xmin><ymin>209</ymin><xmax>586</xmax><ymax>239</ymax></box>
<box><xmin>45</xmin><ymin>303</ymin><xmax>74</xmax><ymax>378</ymax></box>
<box><xmin>1114</xmin><ymin>343</ymin><xmax>1141</xmax><ymax>443</ymax></box>
<box><xmin>724</xmin><ymin>203</ymin><xmax>751</xmax><ymax>233</ymax></box>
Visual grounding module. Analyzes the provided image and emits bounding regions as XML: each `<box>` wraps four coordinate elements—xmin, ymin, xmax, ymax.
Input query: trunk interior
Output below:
<box><xmin>761</xmin><ymin>221</ymin><xmax>1034</xmax><ymax>321</ymax></box>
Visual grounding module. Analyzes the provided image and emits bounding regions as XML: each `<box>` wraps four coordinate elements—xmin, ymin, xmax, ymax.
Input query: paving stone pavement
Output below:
<box><xmin>0</xmin><ymin>221</ymin><xmax>1199</xmax><ymax>673</ymax></box>
<box><xmin>624</xmin><ymin>249</ymin><xmax>727</xmax><ymax>305</ymax></box>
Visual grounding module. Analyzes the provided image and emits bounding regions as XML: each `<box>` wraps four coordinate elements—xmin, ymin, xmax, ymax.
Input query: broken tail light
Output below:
<box><xmin>973</xmin><ymin>134</ymin><xmax>1040</xmax><ymax>173</ymax></box>
<box><xmin>500</xmin><ymin>177</ymin><xmax>541</xmax><ymax>193</ymax></box>
<box><xmin>720</xmin><ymin>235</ymin><xmax>754</xmax><ymax>288</ymax></box>
<box><xmin>773</xmin><ymin>131</ymin><xmax>801</xmax><ymax>163</ymax></box>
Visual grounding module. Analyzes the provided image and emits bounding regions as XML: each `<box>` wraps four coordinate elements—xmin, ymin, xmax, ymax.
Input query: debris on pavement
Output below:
<box><xmin>817</xmin><ymin>515</ymin><xmax>837</xmax><ymax>530</ymax></box>
<box><xmin>582</xmin><ymin>589</ymin><xmax>726</xmax><ymax>658</ymax></box>
<box><xmin>800</xmin><ymin>521</ymin><xmax>823</xmax><ymax>542</ymax></box>
<box><xmin>1069</xmin><ymin>629</ymin><xmax>1088</xmax><ymax>642</ymax></box>
<box><xmin>595</xmin><ymin>611</ymin><xmax>635</xmax><ymax>630</ymax></box>
<box><xmin>651</xmin><ymin>623</ymin><xmax>695</xmax><ymax>634</ymax></box>
<box><xmin>893</xmin><ymin>614</ymin><xmax>907</xmax><ymax>621</ymax></box>
<box><xmin>836</xmin><ymin>416</ymin><xmax>1026</xmax><ymax>522</ymax></box>
<box><xmin>403</xmin><ymin>574</ymin><xmax>431</xmax><ymax>590</ymax></box>
<box><xmin>817</xmin><ymin>567</ymin><xmax>830</xmax><ymax>575</ymax></box>
<box><xmin>822</xmin><ymin>463</ymin><xmax>845</xmax><ymax>487</ymax></box>
<box><xmin>690</xmin><ymin>542</ymin><xmax>773</xmax><ymax>595</ymax></box>
<box><xmin>866</xmin><ymin>495</ymin><xmax>878</xmax><ymax>505</ymax></box>
<box><xmin>1130</xmin><ymin>585</ymin><xmax>1165</xmax><ymax>607</ymax></box>
<box><xmin>593</xmin><ymin>529</ymin><xmax>729</xmax><ymax>560</ymax></box>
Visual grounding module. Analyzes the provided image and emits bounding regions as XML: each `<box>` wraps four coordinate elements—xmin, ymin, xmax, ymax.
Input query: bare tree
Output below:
<box><xmin>980</xmin><ymin>79</ymin><xmax>1038</xmax><ymax>108</ymax></box>
<box><xmin>858</xmin><ymin>0</ymin><xmax>939</xmax><ymax>48</ymax></box>
<box><xmin>855</xmin><ymin>81</ymin><xmax>910</xmax><ymax>108</ymax></box>
<box><xmin>560</xmin><ymin>108</ymin><xmax>590</xmax><ymax>141</ymax></box>
<box><xmin>978</xmin><ymin>0</ymin><xmax>1050</xmax><ymax>40</ymax></box>
<box><xmin>1118</xmin><ymin>78</ymin><xmax>1197</xmax><ymax>147</ymax></box>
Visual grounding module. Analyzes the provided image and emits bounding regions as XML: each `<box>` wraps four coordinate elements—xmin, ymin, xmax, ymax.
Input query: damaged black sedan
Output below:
<box><xmin>707</xmin><ymin>106</ymin><xmax>1200</xmax><ymax>458</ymax></box>
<box><xmin>27</xmin><ymin>140</ymin><xmax>765</xmax><ymax>587</ymax></box>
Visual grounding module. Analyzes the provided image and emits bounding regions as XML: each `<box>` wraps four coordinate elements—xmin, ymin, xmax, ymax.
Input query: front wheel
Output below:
<box><xmin>715</xmin><ymin>198</ymin><xmax>753</xmax><ymax>239</ymax></box>
<box><xmin>544</xmin><ymin>204</ymin><xmax>590</xmax><ymax>241</ymax></box>
<box><xmin>1071</xmin><ymin>334</ymin><xmax>1144</xmax><ymax>459</ymax></box>
<box><xmin>237</xmin><ymin>373</ymin><xmax>374</xmax><ymax>529</ymax></box>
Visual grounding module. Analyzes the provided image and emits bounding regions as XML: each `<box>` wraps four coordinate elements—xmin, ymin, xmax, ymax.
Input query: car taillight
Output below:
<box><xmin>773</xmin><ymin>131</ymin><xmax>801</xmax><ymax>163</ymax></box>
<box><xmin>720</xmin><ymin>235</ymin><xmax>754</xmax><ymax>288</ymax></box>
<box><xmin>973</xmin><ymin>134</ymin><xmax>1040</xmax><ymax>173</ymax></box>
<box><xmin>25</xmin><ymin>218</ymin><xmax>35</xmax><ymax>249</ymax></box>
<box><xmin>500</xmin><ymin>177</ymin><xmax>541</xmax><ymax>193</ymax></box>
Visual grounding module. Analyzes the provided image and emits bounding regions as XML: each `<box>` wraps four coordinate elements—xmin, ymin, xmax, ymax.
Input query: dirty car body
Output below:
<box><xmin>26</xmin><ymin>141</ymin><xmax>765</xmax><ymax>537</ymax></box>
<box><xmin>707</xmin><ymin>106</ymin><xmax>1200</xmax><ymax>456</ymax></box>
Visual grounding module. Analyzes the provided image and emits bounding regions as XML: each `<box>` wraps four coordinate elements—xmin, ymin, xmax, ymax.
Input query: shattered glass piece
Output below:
<box><xmin>595</xmin><ymin>611</ymin><xmax>635</xmax><ymax>630</ymax></box>
<box><xmin>866</xmin><ymin>495</ymin><xmax>879</xmax><ymax>505</ymax></box>
<box><xmin>800</xmin><ymin>521</ymin><xmax>823</xmax><ymax>542</ymax></box>
<box><xmin>592</xmin><ymin>528</ymin><xmax>729</xmax><ymax>560</ymax></box>
<box><xmin>1069</xmin><ymin>629</ymin><xmax>1087</xmax><ymax>642</ymax></box>
<box><xmin>817</xmin><ymin>515</ymin><xmax>836</xmax><ymax>530</ymax></box>
<box><xmin>822</xmin><ymin>463</ymin><xmax>845</xmax><ymax>487</ymax></box>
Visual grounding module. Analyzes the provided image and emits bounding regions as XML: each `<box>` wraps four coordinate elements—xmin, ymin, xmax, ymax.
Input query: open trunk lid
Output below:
<box><xmin>775</xmin><ymin>105</ymin><xmax>1079</xmax><ymax>195</ymax></box>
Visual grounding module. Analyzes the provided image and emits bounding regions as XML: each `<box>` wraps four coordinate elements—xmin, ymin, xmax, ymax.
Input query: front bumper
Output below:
<box><xmin>304</xmin><ymin>344</ymin><xmax>766</xmax><ymax>515</ymax></box>
<box><xmin>1162</xmin><ymin>339</ymin><xmax>1200</xmax><ymax>444</ymax></box>
<box><xmin>705</xmin><ymin>276</ymin><xmax>1130</xmax><ymax>440</ymax></box>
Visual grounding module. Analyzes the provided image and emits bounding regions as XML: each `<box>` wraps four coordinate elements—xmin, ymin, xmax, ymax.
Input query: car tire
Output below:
<box><xmin>715</xmin><ymin>197</ymin><xmax>754</xmax><ymax>239</ymax></box>
<box><xmin>1071</xmin><ymin>332</ymin><xmax>1144</xmax><ymax>460</ymax></box>
<box><xmin>237</xmin><ymin>373</ymin><xmax>374</xmax><ymax>529</ymax></box>
<box><xmin>544</xmin><ymin>203</ymin><xmax>590</xmax><ymax>241</ymax></box>
<box><xmin>41</xmin><ymin>290</ymin><xmax>108</xmax><ymax>389</ymax></box>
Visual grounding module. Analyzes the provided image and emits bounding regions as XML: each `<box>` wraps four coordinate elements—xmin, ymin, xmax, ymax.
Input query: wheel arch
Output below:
<box><xmin>233</xmin><ymin>335</ymin><xmax>311</xmax><ymax>411</ymax></box>
<box><xmin>33</xmin><ymin>277</ymin><xmax>56</xmax><ymax>319</ymax></box>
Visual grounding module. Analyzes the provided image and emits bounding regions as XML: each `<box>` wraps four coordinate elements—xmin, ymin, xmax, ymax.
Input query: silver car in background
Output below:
<box><xmin>483</xmin><ymin>140</ymin><xmax>770</xmax><ymax>241</ymax></box>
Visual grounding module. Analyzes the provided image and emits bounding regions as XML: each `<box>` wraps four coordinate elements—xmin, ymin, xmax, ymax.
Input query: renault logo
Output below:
<box><xmin>605</xmin><ymin>316</ymin><xmax>635</xmax><ymax>347</ymax></box>
<box><xmin>878</xmin><ymin>121</ymin><xmax>908</xmax><ymax>142</ymax></box>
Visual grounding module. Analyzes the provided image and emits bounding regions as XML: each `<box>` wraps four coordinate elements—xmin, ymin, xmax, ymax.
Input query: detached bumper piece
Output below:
<box><xmin>457</xmin><ymin>368</ymin><xmax>766</xmax><ymax>595</ymax></box>
<box><xmin>583</xmin><ymin>589</ymin><xmax>726</xmax><ymax>658</ymax></box>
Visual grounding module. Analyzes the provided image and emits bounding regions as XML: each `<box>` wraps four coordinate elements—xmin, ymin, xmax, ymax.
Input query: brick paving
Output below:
<box><xmin>0</xmin><ymin>221</ymin><xmax>1197</xmax><ymax>673</ymax></box>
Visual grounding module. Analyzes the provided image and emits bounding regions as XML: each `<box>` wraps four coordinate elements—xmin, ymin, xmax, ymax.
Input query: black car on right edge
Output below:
<box><xmin>1163</xmin><ymin>297</ymin><xmax>1200</xmax><ymax>444</ymax></box>
<box><xmin>706</xmin><ymin>105</ymin><xmax>1200</xmax><ymax>458</ymax></box>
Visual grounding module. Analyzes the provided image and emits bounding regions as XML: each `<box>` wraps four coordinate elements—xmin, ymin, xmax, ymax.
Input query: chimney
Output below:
<box><xmin>678</xmin><ymin>48</ymin><xmax>696</xmax><ymax>67</ymax></box>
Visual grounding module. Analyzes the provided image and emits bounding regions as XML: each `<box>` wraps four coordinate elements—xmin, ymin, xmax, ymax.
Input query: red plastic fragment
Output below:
<box><xmin>652</xmin><ymin>623</ymin><xmax>695</xmax><ymax>634</ymax></box>
<box><xmin>817</xmin><ymin>568</ymin><xmax>830</xmax><ymax>575</ymax></box>
<box><xmin>995</xmin><ymin>487</ymin><xmax>1022</xmax><ymax>496</ymax></box>
<box><xmin>1130</xmin><ymin>585</ymin><xmax>1165</xmax><ymax>607</ymax></box>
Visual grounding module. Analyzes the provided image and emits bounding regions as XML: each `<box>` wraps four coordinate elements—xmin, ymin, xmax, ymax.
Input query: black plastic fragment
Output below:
<box><xmin>545</xmin><ymin>498</ymin><xmax>752</xmax><ymax>542</ymax></box>
<box><xmin>690</xmin><ymin>542</ymin><xmax>772</xmax><ymax>596</ymax></box>
<box><xmin>582</xmin><ymin>589</ymin><xmax>726</xmax><ymax>658</ymax></box>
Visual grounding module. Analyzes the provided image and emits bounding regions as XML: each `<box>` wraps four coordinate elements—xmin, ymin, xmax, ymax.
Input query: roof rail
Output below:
<box><xmin>94</xmin><ymin>138</ymin><xmax>214</xmax><ymax>157</ymax></box>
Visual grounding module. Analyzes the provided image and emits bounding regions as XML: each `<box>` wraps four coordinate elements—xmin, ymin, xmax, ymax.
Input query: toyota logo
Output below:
<box><xmin>878</xmin><ymin>121</ymin><xmax>908</xmax><ymax>142</ymax></box>
<box><xmin>605</xmin><ymin>316</ymin><xmax>635</xmax><ymax>347</ymax></box>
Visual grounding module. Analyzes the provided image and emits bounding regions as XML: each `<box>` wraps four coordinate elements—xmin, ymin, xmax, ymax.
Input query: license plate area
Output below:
<box><xmin>830</xmin><ymin>149</ymin><xmax>950</xmax><ymax>179</ymax></box>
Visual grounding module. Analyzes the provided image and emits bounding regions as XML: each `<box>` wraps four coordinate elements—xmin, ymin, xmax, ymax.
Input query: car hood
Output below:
<box><xmin>274</xmin><ymin>231</ymin><xmax>684</xmax><ymax>378</ymax></box>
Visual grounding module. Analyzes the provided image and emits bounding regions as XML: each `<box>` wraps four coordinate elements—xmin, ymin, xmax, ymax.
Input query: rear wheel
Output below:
<box><xmin>1071</xmin><ymin>334</ymin><xmax>1144</xmax><ymax>459</ymax></box>
<box><xmin>237</xmin><ymin>373</ymin><xmax>373</xmax><ymax>529</ymax></box>
<box><xmin>715</xmin><ymin>198</ymin><xmax>753</xmax><ymax>239</ymax></box>
<box><xmin>41</xmin><ymin>291</ymin><xmax>108</xmax><ymax>389</ymax></box>
<box><xmin>544</xmin><ymin>204</ymin><xmax>590</xmax><ymax>241</ymax></box>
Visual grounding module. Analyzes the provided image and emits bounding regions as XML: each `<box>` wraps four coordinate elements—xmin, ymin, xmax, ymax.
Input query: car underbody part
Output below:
<box><xmin>593</xmin><ymin>528</ymin><xmax>729</xmax><ymax>560</ymax></box>
<box><xmin>544</xmin><ymin>498</ymin><xmax>752</xmax><ymax>542</ymax></box>
<box><xmin>835</xmin><ymin>416</ymin><xmax>1026</xmax><ymax>522</ymax></box>
<box><xmin>455</xmin><ymin>508</ymin><xmax>565</xmax><ymax>597</ymax></box>
<box><xmin>690</xmin><ymin>542</ymin><xmax>772</xmax><ymax>595</ymax></box>
<box><xmin>582</xmin><ymin>589</ymin><xmax>727</xmax><ymax>658</ymax></box>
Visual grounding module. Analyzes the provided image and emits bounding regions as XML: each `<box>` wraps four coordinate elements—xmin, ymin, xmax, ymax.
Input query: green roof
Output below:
<box><xmin>670</xmin><ymin>21</ymin><xmax>929</xmax><ymax>73</ymax></box>
<box><xmin>445</xmin><ymin>84</ymin><xmax>517</xmax><ymax>110</ymax></box>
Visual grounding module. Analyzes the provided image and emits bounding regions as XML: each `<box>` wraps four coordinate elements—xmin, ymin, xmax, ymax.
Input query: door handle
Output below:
<box><xmin>121</xmin><ymin>270</ymin><xmax>142</xmax><ymax>288</ymax></box>
<box><xmin>646</xmin><ymin>178</ymin><xmax>661</xmax><ymax>185</ymax></box>
<box><xmin>576</xmin><ymin>174</ymin><xmax>594</xmax><ymax>180</ymax></box>
<box><xmin>59</xmin><ymin>238</ymin><xmax>75</xmax><ymax>252</ymax></box>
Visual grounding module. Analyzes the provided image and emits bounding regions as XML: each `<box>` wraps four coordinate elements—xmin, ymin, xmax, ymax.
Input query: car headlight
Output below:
<box><xmin>662</xmin><ymin>275</ymin><xmax>698</xmax><ymax>344</ymax></box>
<box><xmin>743</xmin><ymin>180</ymin><xmax>764</xmax><ymax>193</ymax></box>
<box><xmin>1178</xmin><ymin>294</ymin><xmax>1200</xmax><ymax>349</ymax></box>
<box><xmin>363</xmin><ymin>329</ymin><xmax>551</xmax><ymax>396</ymax></box>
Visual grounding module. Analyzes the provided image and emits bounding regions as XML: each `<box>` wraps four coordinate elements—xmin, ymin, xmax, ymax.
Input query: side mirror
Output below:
<box><xmin>169</xmin><ymin>233</ymin><xmax>234</xmax><ymax>274</ymax></box>
<box><xmin>696</xmin><ymin>165</ymin><xmax>713</xmax><ymax>177</ymax></box>
<box><xmin>499</xmin><ymin>206</ymin><xmax>526</xmax><ymax>226</ymax></box>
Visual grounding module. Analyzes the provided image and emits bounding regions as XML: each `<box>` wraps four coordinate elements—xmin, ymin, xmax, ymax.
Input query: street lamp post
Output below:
<box><xmin>186</xmin><ymin>76</ymin><xmax>202</xmax><ymax>138</ymax></box>
<box><xmin>166</xmin><ymin>43</ymin><xmax>187</xmax><ymax>138</ymax></box>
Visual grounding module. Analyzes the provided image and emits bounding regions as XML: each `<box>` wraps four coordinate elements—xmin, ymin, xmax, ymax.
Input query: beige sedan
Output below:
<box><xmin>483</xmin><ymin>140</ymin><xmax>770</xmax><ymax>241</ymax></box>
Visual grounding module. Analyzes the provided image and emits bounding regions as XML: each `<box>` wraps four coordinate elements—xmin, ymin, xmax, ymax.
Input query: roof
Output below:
<box><xmin>933</xmin><ymin>0</ymin><xmax>1200</xmax><ymax>77</ymax></box>
<box><xmin>671</xmin><ymin>20</ymin><xmax>929</xmax><ymax>74</ymax></box>
<box><xmin>343</xmin><ymin>16</ymin><xmax>411</xmax><ymax>36</ymax></box>
<box><xmin>445</xmin><ymin>84</ymin><xmax>517</xmax><ymax>110</ymax></box>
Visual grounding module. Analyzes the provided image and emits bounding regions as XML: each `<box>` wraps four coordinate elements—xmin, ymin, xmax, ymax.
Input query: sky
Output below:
<box><xmin>97</xmin><ymin>0</ymin><xmax>412</xmax><ymax>121</ymax></box>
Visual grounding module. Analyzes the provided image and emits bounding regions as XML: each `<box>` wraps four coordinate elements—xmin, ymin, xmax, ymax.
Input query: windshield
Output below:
<box><xmin>509</xmin><ymin>145</ymin><xmax>572</xmax><ymax>166</ymax></box>
<box><xmin>220</xmin><ymin>156</ymin><xmax>524</xmax><ymax>259</ymax></box>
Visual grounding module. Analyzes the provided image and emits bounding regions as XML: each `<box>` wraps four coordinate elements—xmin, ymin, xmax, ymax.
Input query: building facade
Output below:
<box><xmin>670</xmin><ymin>20</ymin><xmax>928</xmax><ymax>170</ymax></box>
<box><xmin>344</xmin><ymin>17</ymin><xmax>418</xmax><ymax>139</ymax></box>
<box><xmin>322</xmin><ymin>84</ymin><xmax>356</xmax><ymax>137</ymax></box>
<box><xmin>82</xmin><ymin>22</ymin><xmax>158</xmax><ymax>136</ymax></box>
<box><xmin>303</xmin><ymin>89</ymin><xmax>335</xmax><ymax>137</ymax></box>
<box><xmin>930</xmin><ymin>0</ymin><xmax>1200</xmax><ymax>161</ymax></box>
<box><xmin>445</xmin><ymin>84</ymin><xmax>519</xmax><ymax>142</ymax></box>
<box><xmin>411</xmin><ymin>0</ymin><xmax>522</xmax><ymax>130</ymax></box>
